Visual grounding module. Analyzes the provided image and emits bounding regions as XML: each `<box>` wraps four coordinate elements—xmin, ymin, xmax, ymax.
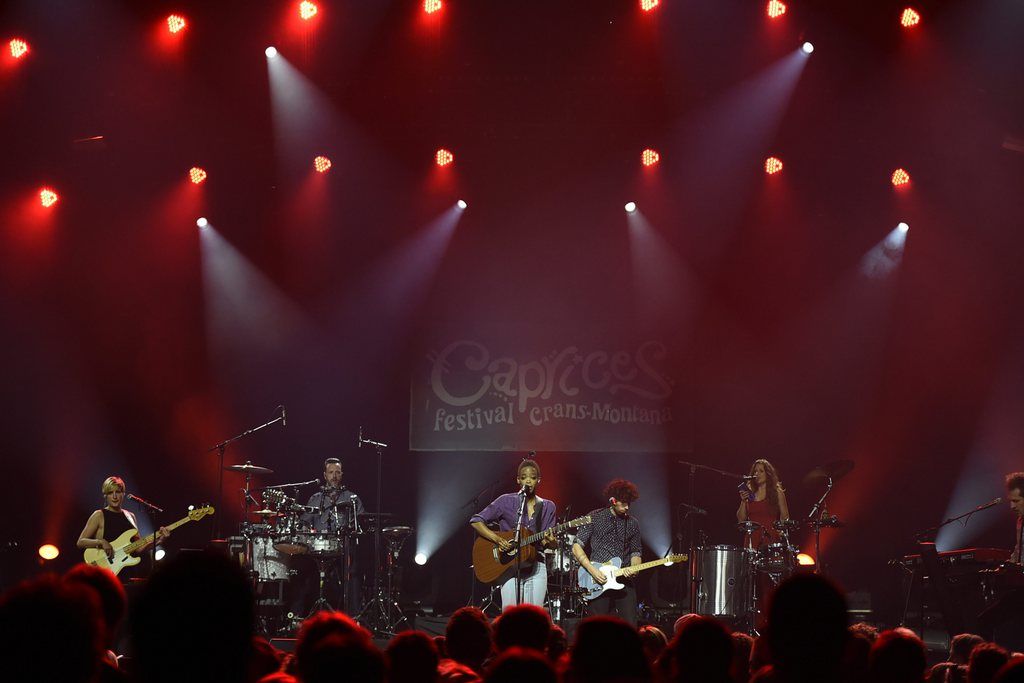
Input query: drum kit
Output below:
<box><xmin>688</xmin><ymin>459</ymin><xmax>851</xmax><ymax>633</ymax></box>
<box><xmin>223</xmin><ymin>461</ymin><xmax>414</xmax><ymax>634</ymax></box>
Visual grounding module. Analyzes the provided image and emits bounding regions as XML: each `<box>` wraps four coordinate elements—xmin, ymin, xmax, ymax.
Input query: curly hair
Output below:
<box><xmin>748</xmin><ymin>459</ymin><xmax>784</xmax><ymax>511</ymax></box>
<box><xmin>1005</xmin><ymin>472</ymin><xmax>1024</xmax><ymax>494</ymax></box>
<box><xmin>603</xmin><ymin>479</ymin><xmax>640</xmax><ymax>504</ymax></box>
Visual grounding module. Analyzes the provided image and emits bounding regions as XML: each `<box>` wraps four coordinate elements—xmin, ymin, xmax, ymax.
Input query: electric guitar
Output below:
<box><xmin>472</xmin><ymin>514</ymin><xmax>592</xmax><ymax>585</ymax></box>
<box><xmin>578</xmin><ymin>553</ymin><xmax>688</xmax><ymax>601</ymax></box>
<box><xmin>83</xmin><ymin>506</ymin><xmax>214</xmax><ymax>575</ymax></box>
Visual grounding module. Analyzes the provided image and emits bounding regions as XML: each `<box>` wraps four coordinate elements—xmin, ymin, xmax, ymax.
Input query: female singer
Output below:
<box><xmin>736</xmin><ymin>459</ymin><xmax>790</xmax><ymax>548</ymax></box>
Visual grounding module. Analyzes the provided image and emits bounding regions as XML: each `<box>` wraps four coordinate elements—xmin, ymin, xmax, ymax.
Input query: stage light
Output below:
<box><xmin>897</xmin><ymin>222</ymin><xmax>909</xmax><ymax>233</ymax></box>
<box><xmin>801</xmin><ymin>41</ymin><xmax>814</xmax><ymax>54</ymax></box>
<box><xmin>38</xmin><ymin>544</ymin><xmax>59</xmax><ymax>561</ymax></box>
<box><xmin>796</xmin><ymin>552</ymin><xmax>815</xmax><ymax>566</ymax></box>
<box><xmin>39</xmin><ymin>188</ymin><xmax>59</xmax><ymax>208</ymax></box>
<box><xmin>313</xmin><ymin>155</ymin><xmax>332</xmax><ymax>173</ymax></box>
<box><xmin>624</xmin><ymin>201</ymin><xmax>637</xmax><ymax>213</ymax></box>
<box><xmin>891</xmin><ymin>168</ymin><xmax>911</xmax><ymax>186</ymax></box>
<box><xmin>166</xmin><ymin>15</ymin><xmax>187</xmax><ymax>34</ymax></box>
<box><xmin>641</xmin><ymin>149</ymin><xmax>660</xmax><ymax>167</ymax></box>
<box><xmin>189</xmin><ymin>167</ymin><xmax>208</xmax><ymax>185</ymax></box>
<box><xmin>640</xmin><ymin>0</ymin><xmax>659</xmax><ymax>11</ymax></box>
<box><xmin>9</xmin><ymin>38</ymin><xmax>29</xmax><ymax>59</ymax></box>
<box><xmin>154</xmin><ymin>547</ymin><xmax>166</xmax><ymax>561</ymax></box>
<box><xmin>767</xmin><ymin>1</ymin><xmax>787</xmax><ymax>19</ymax></box>
<box><xmin>435</xmin><ymin>148</ymin><xmax>454</xmax><ymax>167</ymax></box>
<box><xmin>424</xmin><ymin>0</ymin><xmax>442</xmax><ymax>14</ymax></box>
<box><xmin>457</xmin><ymin>199</ymin><xmax>467</xmax><ymax>210</ymax></box>
<box><xmin>414</xmin><ymin>552</ymin><xmax>427</xmax><ymax>565</ymax></box>
<box><xmin>196</xmin><ymin>217</ymin><xmax>208</xmax><ymax>228</ymax></box>
<box><xmin>299</xmin><ymin>1</ymin><xmax>319</xmax><ymax>20</ymax></box>
<box><xmin>900</xmin><ymin>8</ymin><xmax>921</xmax><ymax>28</ymax></box>
<box><xmin>265</xmin><ymin>46</ymin><xmax>278</xmax><ymax>59</ymax></box>
<box><xmin>765</xmin><ymin>156</ymin><xmax>784</xmax><ymax>175</ymax></box>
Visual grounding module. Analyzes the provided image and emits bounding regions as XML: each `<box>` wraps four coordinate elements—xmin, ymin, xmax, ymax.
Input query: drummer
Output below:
<box><xmin>737</xmin><ymin>459</ymin><xmax>790</xmax><ymax>548</ymax></box>
<box><xmin>303</xmin><ymin>458</ymin><xmax>364</xmax><ymax>533</ymax></box>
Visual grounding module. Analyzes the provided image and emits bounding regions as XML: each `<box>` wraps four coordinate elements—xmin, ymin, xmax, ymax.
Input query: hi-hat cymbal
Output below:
<box><xmin>803</xmin><ymin>459</ymin><xmax>854</xmax><ymax>484</ymax></box>
<box><xmin>251</xmin><ymin>509</ymin><xmax>281</xmax><ymax>517</ymax></box>
<box><xmin>225</xmin><ymin>462</ymin><xmax>274</xmax><ymax>474</ymax></box>
<box><xmin>737</xmin><ymin>521</ymin><xmax>762</xmax><ymax>533</ymax></box>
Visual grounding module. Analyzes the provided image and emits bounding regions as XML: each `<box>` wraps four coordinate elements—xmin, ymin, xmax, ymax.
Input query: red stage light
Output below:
<box><xmin>891</xmin><ymin>168</ymin><xmax>910</xmax><ymax>186</ymax></box>
<box><xmin>765</xmin><ymin>157</ymin><xmax>784</xmax><ymax>175</ymax></box>
<box><xmin>640</xmin><ymin>0</ymin><xmax>659</xmax><ymax>12</ymax></box>
<box><xmin>166</xmin><ymin>15</ymin><xmax>187</xmax><ymax>34</ymax></box>
<box><xmin>189</xmin><ymin>167</ymin><xmax>208</xmax><ymax>185</ymax></box>
<box><xmin>900</xmin><ymin>8</ymin><xmax>921</xmax><ymax>28</ymax></box>
<box><xmin>313</xmin><ymin>155</ymin><xmax>332</xmax><ymax>173</ymax></box>
<box><xmin>766</xmin><ymin>1</ymin><xmax>787</xmax><ymax>19</ymax></box>
<box><xmin>435</xmin><ymin>149</ymin><xmax>454</xmax><ymax>167</ymax></box>
<box><xmin>424</xmin><ymin>0</ymin><xmax>443</xmax><ymax>14</ymax></box>
<box><xmin>299</xmin><ymin>2</ymin><xmax>319</xmax><ymax>20</ymax></box>
<box><xmin>9</xmin><ymin>38</ymin><xmax>29</xmax><ymax>59</ymax></box>
<box><xmin>39</xmin><ymin>188</ymin><xmax>59</xmax><ymax>208</ymax></box>
<box><xmin>641</xmin><ymin>149</ymin><xmax>660</xmax><ymax>167</ymax></box>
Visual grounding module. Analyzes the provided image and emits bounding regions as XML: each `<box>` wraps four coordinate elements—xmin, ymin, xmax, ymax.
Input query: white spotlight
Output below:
<box><xmin>456</xmin><ymin>199</ymin><xmax>467</xmax><ymax>210</ymax></box>
<box><xmin>624</xmin><ymin>201</ymin><xmax>637</xmax><ymax>213</ymax></box>
<box><xmin>154</xmin><ymin>547</ymin><xmax>166</xmax><ymax>561</ymax></box>
<box><xmin>801</xmin><ymin>41</ymin><xmax>814</xmax><ymax>54</ymax></box>
<box><xmin>196</xmin><ymin>217</ymin><xmax>208</xmax><ymax>228</ymax></box>
<box><xmin>897</xmin><ymin>222</ymin><xmax>909</xmax><ymax>233</ymax></box>
<box><xmin>265</xmin><ymin>46</ymin><xmax>278</xmax><ymax>59</ymax></box>
<box><xmin>414</xmin><ymin>552</ymin><xmax>427</xmax><ymax>566</ymax></box>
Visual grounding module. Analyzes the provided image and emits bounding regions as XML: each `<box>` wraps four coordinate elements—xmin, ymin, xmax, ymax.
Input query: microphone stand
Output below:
<box><xmin>131</xmin><ymin>494</ymin><xmax>164</xmax><ymax>574</ymax></box>
<box><xmin>356</xmin><ymin>429</ymin><xmax>394</xmax><ymax>636</ymax></box>
<box><xmin>913</xmin><ymin>497</ymin><xmax>1004</xmax><ymax>541</ymax></box>
<box><xmin>205</xmin><ymin>408</ymin><xmax>285</xmax><ymax>540</ymax></box>
<box><xmin>515</xmin><ymin>486</ymin><xmax>529</xmax><ymax>606</ymax></box>
<box><xmin>677</xmin><ymin>460</ymin><xmax>747</xmax><ymax>612</ymax></box>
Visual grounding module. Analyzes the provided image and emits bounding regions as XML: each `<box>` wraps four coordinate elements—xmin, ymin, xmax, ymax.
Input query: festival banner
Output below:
<box><xmin>410</xmin><ymin>334</ymin><xmax>692</xmax><ymax>452</ymax></box>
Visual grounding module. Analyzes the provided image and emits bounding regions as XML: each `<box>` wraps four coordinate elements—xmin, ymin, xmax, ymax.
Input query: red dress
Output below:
<box><xmin>745</xmin><ymin>498</ymin><xmax>780</xmax><ymax>548</ymax></box>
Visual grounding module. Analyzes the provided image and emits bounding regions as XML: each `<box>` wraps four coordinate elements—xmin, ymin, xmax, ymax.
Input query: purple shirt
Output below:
<box><xmin>470</xmin><ymin>493</ymin><xmax>556</xmax><ymax>534</ymax></box>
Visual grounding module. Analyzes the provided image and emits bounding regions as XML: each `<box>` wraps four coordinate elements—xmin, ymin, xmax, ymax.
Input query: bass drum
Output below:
<box><xmin>692</xmin><ymin>545</ymin><xmax>751</xmax><ymax>619</ymax></box>
<box><xmin>251</xmin><ymin>535</ymin><xmax>291</xmax><ymax>583</ymax></box>
<box><xmin>544</xmin><ymin>534</ymin><xmax>576</xmax><ymax>574</ymax></box>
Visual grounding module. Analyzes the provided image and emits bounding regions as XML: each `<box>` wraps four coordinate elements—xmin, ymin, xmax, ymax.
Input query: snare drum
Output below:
<box><xmin>304</xmin><ymin>533</ymin><xmax>345</xmax><ymax>557</ymax></box>
<box><xmin>692</xmin><ymin>545</ymin><xmax>752</xmax><ymax>619</ymax></box>
<box><xmin>759</xmin><ymin>543</ymin><xmax>798</xmax><ymax>576</ymax></box>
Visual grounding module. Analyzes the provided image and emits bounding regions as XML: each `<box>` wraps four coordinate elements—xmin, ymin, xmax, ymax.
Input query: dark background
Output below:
<box><xmin>1</xmin><ymin>0</ymin><xmax>1023</xmax><ymax>622</ymax></box>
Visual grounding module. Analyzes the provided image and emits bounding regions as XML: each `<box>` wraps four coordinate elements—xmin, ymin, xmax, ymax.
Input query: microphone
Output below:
<box><xmin>518</xmin><ymin>484</ymin><xmax>528</xmax><ymax>496</ymax></box>
<box><xmin>742</xmin><ymin>475</ymin><xmax>757</xmax><ymax>480</ymax></box>
<box><xmin>977</xmin><ymin>497</ymin><xmax>1003</xmax><ymax>510</ymax></box>
<box><xmin>679</xmin><ymin>503</ymin><xmax>708</xmax><ymax>516</ymax></box>
<box><xmin>281</xmin><ymin>406</ymin><xmax>287</xmax><ymax>427</ymax></box>
<box><xmin>357</xmin><ymin>426</ymin><xmax>362</xmax><ymax>449</ymax></box>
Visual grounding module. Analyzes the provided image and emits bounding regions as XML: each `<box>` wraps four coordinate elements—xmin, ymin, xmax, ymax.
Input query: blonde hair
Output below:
<box><xmin>102</xmin><ymin>476</ymin><xmax>125</xmax><ymax>495</ymax></box>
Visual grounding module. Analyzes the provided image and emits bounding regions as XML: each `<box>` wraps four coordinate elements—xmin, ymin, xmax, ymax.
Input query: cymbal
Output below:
<box><xmin>225</xmin><ymin>462</ymin><xmax>273</xmax><ymax>474</ymax></box>
<box><xmin>737</xmin><ymin>521</ymin><xmax>762</xmax><ymax>533</ymax></box>
<box><xmin>803</xmin><ymin>459</ymin><xmax>853</xmax><ymax>484</ymax></box>
<box><xmin>357</xmin><ymin>512</ymin><xmax>395</xmax><ymax>519</ymax></box>
<box><xmin>382</xmin><ymin>525</ymin><xmax>414</xmax><ymax>539</ymax></box>
<box><xmin>251</xmin><ymin>509</ymin><xmax>281</xmax><ymax>517</ymax></box>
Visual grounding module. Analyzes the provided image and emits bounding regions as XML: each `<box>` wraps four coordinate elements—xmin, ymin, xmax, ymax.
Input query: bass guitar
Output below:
<box><xmin>83</xmin><ymin>506</ymin><xmax>214</xmax><ymax>575</ymax></box>
<box><xmin>472</xmin><ymin>514</ymin><xmax>592</xmax><ymax>585</ymax></box>
<box><xmin>578</xmin><ymin>553</ymin><xmax>688</xmax><ymax>601</ymax></box>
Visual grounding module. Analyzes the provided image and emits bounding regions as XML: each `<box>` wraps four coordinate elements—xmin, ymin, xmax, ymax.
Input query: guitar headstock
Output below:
<box><xmin>570</xmin><ymin>515</ymin><xmax>593</xmax><ymax>528</ymax></box>
<box><xmin>664</xmin><ymin>554</ymin><xmax>688</xmax><ymax>565</ymax></box>
<box><xmin>189</xmin><ymin>505</ymin><xmax>215</xmax><ymax>521</ymax></box>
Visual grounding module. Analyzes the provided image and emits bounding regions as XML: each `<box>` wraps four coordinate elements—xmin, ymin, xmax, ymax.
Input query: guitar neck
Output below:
<box><xmin>124</xmin><ymin>515</ymin><xmax>193</xmax><ymax>555</ymax></box>
<box><xmin>521</xmin><ymin>518</ymin><xmax>578</xmax><ymax>546</ymax></box>
<box><xmin>611</xmin><ymin>556</ymin><xmax>684</xmax><ymax>577</ymax></box>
